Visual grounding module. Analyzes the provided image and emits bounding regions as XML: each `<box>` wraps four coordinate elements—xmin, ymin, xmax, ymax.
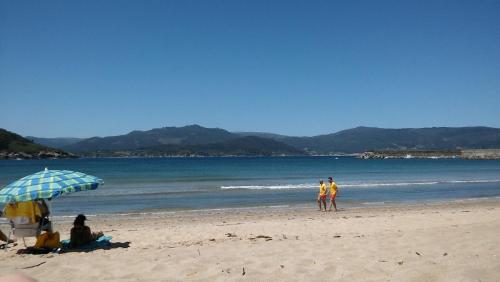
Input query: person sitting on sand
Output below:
<box><xmin>328</xmin><ymin>176</ymin><xmax>338</xmax><ymax>212</ymax></box>
<box><xmin>317</xmin><ymin>180</ymin><xmax>327</xmax><ymax>211</ymax></box>
<box><xmin>70</xmin><ymin>214</ymin><xmax>103</xmax><ymax>248</ymax></box>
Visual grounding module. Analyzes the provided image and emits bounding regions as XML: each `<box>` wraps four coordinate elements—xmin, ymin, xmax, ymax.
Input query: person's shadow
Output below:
<box><xmin>61</xmin><ymin>241</ymin><xmax>131</xmax><ymax>253</ymax></box>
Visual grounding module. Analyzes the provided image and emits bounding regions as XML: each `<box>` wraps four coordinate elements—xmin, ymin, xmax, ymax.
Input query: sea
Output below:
<box><xmin>1</xmin><ymin>157</ymin><xmax>500</xmax><ymax>216</ymax></box>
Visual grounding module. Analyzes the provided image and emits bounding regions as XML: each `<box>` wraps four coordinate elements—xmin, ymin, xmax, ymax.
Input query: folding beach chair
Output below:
<box><xmin>3</xmin><ymin>200</ymin><xmax>53</xmax><ymax>249</ymax></box>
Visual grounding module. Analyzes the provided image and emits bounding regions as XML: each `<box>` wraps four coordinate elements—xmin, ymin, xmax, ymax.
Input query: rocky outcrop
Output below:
<box><xmin>461</xmin><ymin>149</ymin><xmax>500</xmax><ymax>160</ymax></box>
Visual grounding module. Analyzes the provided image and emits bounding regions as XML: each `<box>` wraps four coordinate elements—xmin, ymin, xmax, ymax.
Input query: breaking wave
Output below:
<box><xmin>220</xmin><ymin>179</ymin><xmax>500</xmax><ymax>190</ymax></box>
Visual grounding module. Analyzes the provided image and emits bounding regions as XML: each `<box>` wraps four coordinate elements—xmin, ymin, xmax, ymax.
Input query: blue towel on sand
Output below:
<box><xmin>61</xmin><ymin>236</ymin><xmax>112</xmax><ymax>249</ymax></box>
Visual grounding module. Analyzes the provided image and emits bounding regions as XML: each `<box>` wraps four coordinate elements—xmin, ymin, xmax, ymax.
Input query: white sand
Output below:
<box><xmin>1</xmin><ymin>199</ymin><xmax>500</xmax><ymax>281</ymax></box>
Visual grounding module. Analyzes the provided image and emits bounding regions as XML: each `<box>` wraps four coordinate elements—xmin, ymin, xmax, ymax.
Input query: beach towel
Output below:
<box><xmin>61</xmin><ymin>235</ymin><xmax>112</xmax><ymax>250</ymax></box>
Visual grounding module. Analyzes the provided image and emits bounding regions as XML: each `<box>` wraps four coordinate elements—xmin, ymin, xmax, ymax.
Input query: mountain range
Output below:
<box><xmin>22</xmin><ymin>125</ymin><xmax>500</xmax><ymax>156</ymax></box>
<box><xmin>264</xmin><ymin>126</ymin><xmax>500</xmax><ymax>154</ymax></box>
<box><xmin>28</xmin><ymin>125</ymin><xmax>303</xmax><ymax>156</ymax></box>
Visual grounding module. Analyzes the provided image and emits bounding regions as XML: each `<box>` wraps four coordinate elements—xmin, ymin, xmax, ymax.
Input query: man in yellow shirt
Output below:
<box><xmin>328</xmin><ymin>176</ymin><xmax>338</xmax><ymax>212</ymax></box>
<box><xmin>317</xmin><ymin>180</ymin><xmax>327</xmax><ymax>211</ymax></box>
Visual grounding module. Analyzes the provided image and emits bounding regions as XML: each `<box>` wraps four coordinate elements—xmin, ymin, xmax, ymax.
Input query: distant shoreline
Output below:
<box><xmin>358</xmin><ymin>149</ymin><xmax>500</xmax><ymax>160</ymax></box>
<box><xmin>3</xmin><ymin>148</ymin><xmax>500</xmax><ymax>160</ymax></box>
<box><xmin>3</xmin><ymin>150</ymin><xmax>500</xmax><ymax>160</ymax></box>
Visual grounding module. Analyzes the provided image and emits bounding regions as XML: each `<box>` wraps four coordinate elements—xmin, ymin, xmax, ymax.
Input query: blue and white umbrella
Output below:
<box><xmin>0</xmin><ymin>168</ymin><xmax>103</xmax><ymax>203</ymax></box>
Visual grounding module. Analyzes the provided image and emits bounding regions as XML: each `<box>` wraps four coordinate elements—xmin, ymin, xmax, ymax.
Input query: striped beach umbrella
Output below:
<box><xmin>0</xmin><ymin>168</ymin><xmax>103</xmax><ymax>203</ymax></box>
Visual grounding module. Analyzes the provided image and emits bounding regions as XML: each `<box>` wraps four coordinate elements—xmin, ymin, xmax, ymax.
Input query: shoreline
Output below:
<box><xmin>4</xmin><ymin>152</ymin><xmax>500</xmax><ymax>160</ymax></box>
<box><xmin>5</xmin><ymin>196</ymin><xmax>500</xmax><ymax>231</ymax></box>
<box><xmin>38</xmin><ymin>195</ymin><xmax>500</xmax><ymax>221</ymax></box>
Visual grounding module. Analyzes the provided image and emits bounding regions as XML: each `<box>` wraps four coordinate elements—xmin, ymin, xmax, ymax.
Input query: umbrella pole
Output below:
<box><xmin>46</xmin><ymin>200</ymin><xmax>54</xmax><ymax>232</ymax></box>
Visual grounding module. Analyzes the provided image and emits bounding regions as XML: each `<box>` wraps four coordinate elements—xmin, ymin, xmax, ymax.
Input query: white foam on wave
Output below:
<box><xmin>447</xmin><ymin>180</ymin><xmax>500</xmax><ymax>184</ymax></box>
<box><xmin>220</xmin><ymin>184</ymin><xmax>317</xmax><ymax>190</ymax></box>
<box><xmin>341</xmin><ymin>182</ymin><xmax>440</xmax><ymax>187</ymax></box>
<box><xmin>362</xmin><ymin>201</ymin><xmax>386</xmax><ymax>205</ymax></box>
<box><xmin>220</xmin><ymin>179</ymin><xmax>500</xmax><ymax>190</ymax></box>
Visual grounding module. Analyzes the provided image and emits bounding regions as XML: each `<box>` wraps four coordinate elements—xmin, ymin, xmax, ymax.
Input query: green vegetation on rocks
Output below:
<box><xmin>0</xmin><ymin>129</ymin><xmax>75</xmax><ymax>159</ymax></box>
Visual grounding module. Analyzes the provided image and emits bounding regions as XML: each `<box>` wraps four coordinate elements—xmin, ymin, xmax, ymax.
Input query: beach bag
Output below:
<box><xmin>34</xmin><ymin>231</ymin><xmax>61</xmax><ymax>249</ymax></box>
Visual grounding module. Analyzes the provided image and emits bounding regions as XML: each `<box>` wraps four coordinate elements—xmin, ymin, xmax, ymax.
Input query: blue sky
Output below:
<box><xmin>1</xmin><ymin>0</ymin><xmax>499</xmax><ymax>137</ymax></box>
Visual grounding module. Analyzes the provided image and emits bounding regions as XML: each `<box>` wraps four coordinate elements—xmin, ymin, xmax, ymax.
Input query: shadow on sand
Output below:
<box><xmin>14</xmin><ymin>241</ymin><xmax>131</xmax><ymax>255</ymax></box>
<box><xmin>61</xmin><ymin>241</ymin><xmax>131</xmax><ymax>253</ymax></box>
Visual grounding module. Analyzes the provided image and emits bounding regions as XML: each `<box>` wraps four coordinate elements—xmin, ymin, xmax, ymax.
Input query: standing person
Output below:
<box><xmin>317</xmin><ymin>180</ymin><xmax>327</xmax><ymax>211</ymax></box>
<box><xmin>328</xmin><ymin>176</ymin><xmax>338</xmax><ymax>212</ymax></box>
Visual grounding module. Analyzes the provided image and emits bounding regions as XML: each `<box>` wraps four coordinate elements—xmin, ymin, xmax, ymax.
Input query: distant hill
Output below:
<box><xmin>235</xmin><ymin>132</ymin><xmax>290</xmax><ymax>141</ymax></box>
<box><xmin>58</xmin><ymin>125</ymin><xmax>303</xmax><ymax>156</ymax></box>
<box><xmin>0</xmin><ymin>129</ymin><xmax>74</xmax><ymax>159</ymax></box>
<box><xmin>26</xmin><ymin>136</ymin><xmax>84</xmax><ymax>149</ymax></box>
<box><xmin>1</xmin><ymin>129</ymin><xmax>47</xmax><ymax>153</ymax></box>
<box><xmin>277</xmin><ymin>126</ymin><xmax>500</xmax><ymax>154</ymax></box>
<box><xmin>27</xmin><ymin>125</ymin><xmax>500</xmax><ymax>155</ymax></box>
<box><xmin>105</xmin><ymin>136</ymin><xmax>304</xmax><ymax>157</ymax></box>
<box><xmin>63</xmin><ymin>125</ymin><xmax>238</xmax><ymax>152</ymax></box>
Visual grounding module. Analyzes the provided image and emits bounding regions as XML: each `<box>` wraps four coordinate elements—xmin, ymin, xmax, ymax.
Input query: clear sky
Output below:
<box><xmin>1</xmin><ymin>0</ymin><xmax>499</xmax><ymax>138</ymax></box>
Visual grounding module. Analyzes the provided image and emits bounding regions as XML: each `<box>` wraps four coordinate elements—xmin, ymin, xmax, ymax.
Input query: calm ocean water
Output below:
<box><xmin>1</xmin><ymin>157</ymin><xmax>500</xmax><ymax>215</ymax></box>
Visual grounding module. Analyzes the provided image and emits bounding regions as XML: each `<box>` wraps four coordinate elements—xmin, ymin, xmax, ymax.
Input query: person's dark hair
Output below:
<box><xmin>328</xmin><ymin>176</ymin><xmax>333</xmax><ymax>181</ymax></box>
<box><xmin>74</xmin><ymin>214</ymin><xmax>87</xmax><ymax>226</ymax></box>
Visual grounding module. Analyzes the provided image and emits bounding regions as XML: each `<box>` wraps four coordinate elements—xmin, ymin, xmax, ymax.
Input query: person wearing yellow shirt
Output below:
<box><xmin>317</xmin><ymin>180</ymin><xmax>327</xmax><ymax>211</ymax></box>
<box><xmin>328</xmin><ymin>176</ymin><xmax>338</xmax><ymax>212</ymax></box>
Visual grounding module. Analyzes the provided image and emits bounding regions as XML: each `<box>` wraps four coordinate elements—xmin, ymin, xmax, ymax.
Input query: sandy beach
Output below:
<box><xmin>1</xmin><ymin>199</ymin><xmax>499</xmax><ymax>281</ymax></box>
